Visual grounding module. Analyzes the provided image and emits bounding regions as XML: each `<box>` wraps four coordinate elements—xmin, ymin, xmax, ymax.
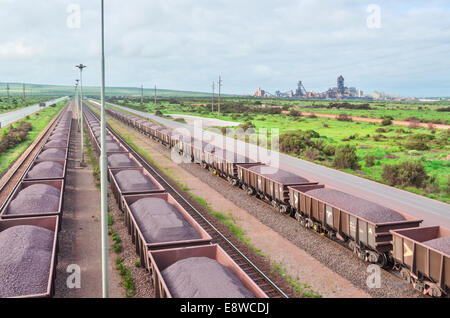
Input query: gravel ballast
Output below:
<box><xmin>305</xmin><ymin>188</ymin><xmax>406</xmax><ymax>223</ymax></box>
<box><xmin>108</xmin><ymin>154</ymin><xmax>138</xmax><ymax>168</ymax></box>
<box><xmin>423</xmin><ymin>237</ymin><xmax>450</xmax><ymax>255</ymax></box>
<box><xmin>130</xmin><ymin>198</ymin><xmax>200</xmax><ymax>243</ymax></box>
<box><xmin>38</xmin><ymin>149</ymin><xmax>66</xmax><ymax>161</ymax></box>
<box><xmin>26</xmin><ymin>162</ymin><xmax>64</xmax><ymax>179</ymax></box>
<box><xmin>6</xmin><ymin>184</ymin><xmax>60</xmax><ymax>215</ymax></box>
<box><xmin>176</xmin><ymin>160</ymin><xmax>422</xmax><ymax>298</ymax></box>
<box><xmin>161</xmin><ymin>257</ymin><xmax>255</xmax><ymax>298</ymax></box>
<box><xmin>0</xmin><ymin>225</ymin><xmax>54</xmax><ymax>298</ymax></box>
<box><xmin>115</xmin><ymin>170</ymin><xmax>158</xmax><ymax>192</ymax></box>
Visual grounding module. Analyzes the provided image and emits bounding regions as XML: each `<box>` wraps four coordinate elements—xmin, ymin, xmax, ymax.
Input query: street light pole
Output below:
<box><xmin>100</xmin><ymin>0</ymin><xmax>109</xmax><ymax>298</ymax></box>
<box><xmin>74</xmin><ymin>84</ymin><xmax>79</xmax><ymax>122</ymax></box>
<box><xmin>75</xmin><ymin>79</ymin><xmax>80</xmax><ymax>131</ymax></box>
<box><xmin>76</xmin><ymin>64</ymin><xmax>87</xmax><ymax>166</ymax></box>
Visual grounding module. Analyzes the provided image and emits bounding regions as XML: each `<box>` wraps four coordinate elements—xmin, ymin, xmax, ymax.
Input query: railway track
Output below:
<box><xmin>84</xmin><ymin>105</ymin><xmax>289</xmax><ymax>299</ymax></box>
<box><xmin>0</xmin><ymin>102</ymin><xmax>70</xmax><ymax>210</ymax></box>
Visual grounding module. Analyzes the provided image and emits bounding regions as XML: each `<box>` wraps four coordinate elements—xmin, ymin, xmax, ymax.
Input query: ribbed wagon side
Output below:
<box><xmin>148</xmin><ymin>244</ymin><xmax>269</xmax><ymax>298</ymax></box>
<box><xmin>123</xmin><ymin>193</ymin><xmax>213</xmax><ymax>270</ymax></box>
<box><xmin>390</xmin><ymin>226</ymin><xmax>450</xmax><ymax>297</ymax></box>
<box><xmin>289</xmin><ymin>186</ymin><xmax>423</xmax><ymax>266</ymax></box>
<box><xmin>0</xmin><ymin>216</ymin><xmax>59</xmax><ymax>298</ymax></box>
<box><xmin>237</xmin><ymin>164</ymin><xmax>317</xmax><ymax>213</ymax></box>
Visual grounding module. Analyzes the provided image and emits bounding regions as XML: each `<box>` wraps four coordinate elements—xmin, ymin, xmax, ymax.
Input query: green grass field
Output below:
<box><xmin>0</xmin><ymin>96</ymin><xmax>60</xmax><ymax>114</ymax></box>
<box><xmin>0</xmin><ymin>101</ymin><xmax>66</xmax><ymax>175</ymax></box>
<box><xmin>107</xmin><ymin>97</ymin><xmax>449</xmax><ymax>203</ymax></box>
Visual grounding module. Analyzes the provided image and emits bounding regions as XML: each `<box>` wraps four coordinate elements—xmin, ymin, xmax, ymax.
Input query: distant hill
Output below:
<box><xmin>0</xmin><ymin>82</ymin><xmax>214</xmax><ymax>98</ymax></box>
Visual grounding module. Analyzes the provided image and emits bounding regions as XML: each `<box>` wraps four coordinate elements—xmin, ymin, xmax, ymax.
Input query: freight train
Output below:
<box><xmin>83</xmin><ymin>106</ymin><xmax>269</xmax><ymax>299</ymax></box>
<box><xmin>101</xmin><ymin>102</ymin><xmax>450</xmax><ymax>298</ymax></box>
<box><xmin>0</xmin><ymin>106</ymin><xmax>73</xmax><ymax>298</ymax></box>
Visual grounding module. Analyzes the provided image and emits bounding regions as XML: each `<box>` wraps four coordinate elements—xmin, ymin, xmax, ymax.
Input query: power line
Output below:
<box><xmin>211</xmin><ymin>81</ymin><xmax>215</xmax><ymax>113</ymax></box>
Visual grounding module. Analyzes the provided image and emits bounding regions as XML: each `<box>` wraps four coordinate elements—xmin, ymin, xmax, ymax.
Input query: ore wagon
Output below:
<box><xmin>0</xmin><ymin>216</ymin><xmax>59</xmax><ymax>298</ymax></box>
<box><xmin>204</xmin><ymin>148</ymin><xmax>258</xmax><ymax>185</ymax></box>
<box><xmin>109</xmin><ymin>167</ymin><xmax>166</xmax><ymax>211</ymax></box>
<box><xmin>148</xmin><ymin>244</ymin><xmax>268</xmax><ymax>298</ymax></box>
<box><xmin>1</xmin><ymin>180</ymin><xmax>64</xmax><ymax>220</ymax></box>
<box><xmin>289</xmin><ymin>186</ymin><xmax>423</xmax><ymax>266</ymax></box>
<box><xmin>237</xmin><ymin>163</ymin><xmax>317</xmax><ymax>213</ymax></box>
<box><xmin>123</xmin><ymin>193</ymin><xmax>212</xmax><ymax>269</ymax></box>
<box><xmin>391</xmin><ymin>226</ymin><xmax>450</xmax><ymax>297</ymax></box>
<box><xmin>23</xmin><ymin>160</ymin><xmax>67</xmax><ymax>181</ymax></box>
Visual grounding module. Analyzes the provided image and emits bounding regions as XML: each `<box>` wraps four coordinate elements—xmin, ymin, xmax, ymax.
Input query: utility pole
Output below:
<box><xmin>218</xmin><ymin>75</ymin><xmax>222</xmax><ymax>117</ymax></box>
<box><xmin>154</xmin><ymin>85</ymin><xmax>157</xmax><ymax>105</ymax></box>
<box><xmin>76</xmin><ymin>63</ymin><xmax>87</xmax><ymax>166</ymax></box>
<box><xmin>6</xmin><ymin>84</ymin><xmax>10</xmax><ymax>105</ymax></box>
<box><xmin>100</xmin><ymin>0</ymin><xmax>109</xmax><ymax>298</ymax></box>
<box><xmin>141</xmin><ymin>84</ymin><xmax>144</xmax><ymax>106</ymax></box>
<box><xmin>211</xmin><ymin>81</ymin><xmax>215</xmax><ymax>113</ymax></box>
<box><xmin>75</xmin><ymin>79</ymin><xmax>80</xmax><ymax>131</ymax></box>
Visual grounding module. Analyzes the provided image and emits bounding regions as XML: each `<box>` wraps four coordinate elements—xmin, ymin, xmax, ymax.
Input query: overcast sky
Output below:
<box><xmin>1</xmin><ymin>0</ymin><xmax>449</xmax><ymax>97</ymax></box>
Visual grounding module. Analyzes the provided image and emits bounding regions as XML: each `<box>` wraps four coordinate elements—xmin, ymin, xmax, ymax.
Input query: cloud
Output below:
<box><xmin>0</xmin><ymin>40</ymin><xmax>46</xmax><ymax>59</ymax></box>
<box><xmin>0</xmin><ymin>0</ymin><xmax>449</xmax><ymax>96</ymax></box>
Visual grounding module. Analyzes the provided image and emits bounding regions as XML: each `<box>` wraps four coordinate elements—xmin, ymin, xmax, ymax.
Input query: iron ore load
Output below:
<box><xmin>83</xmin><ymin>105</ymin><xmax>267</xmax><ymax>298</ymax></box>
<box><xmin>0</xmin><ymin>106</ymin><xmax>72</xmax><ymax>298</ymax></box>
<box><xmin>100</xmin><ymin>102</ymin><xmax>450</xmax><ymax>297</ymax></box>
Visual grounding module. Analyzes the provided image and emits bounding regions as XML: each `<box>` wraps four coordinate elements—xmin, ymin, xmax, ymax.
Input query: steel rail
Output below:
<box><xmin>84</xmin><ymin>104</ymin><xmax>289</xmax><ymax>299</ymax></box>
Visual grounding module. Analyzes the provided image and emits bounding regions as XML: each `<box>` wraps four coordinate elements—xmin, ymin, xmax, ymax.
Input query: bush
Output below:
<box><xmin>290</xmin><ymin>110</ymin><xmax>302</xmax><ymax>117</ymax></box>
<box><xmin>0</xmin><ymin>122</ymin><xmax>32</xmax><ymax>153</ymax></box>
<box><xmin>279</xmin><ymin>130</ymin><xmax>321</xmax><ymax>156</ymax></box>
<box><xmin>364</xmin><ymin>154</ymin><xmax>376</xmax><ymax>167</ymax></box>
<box><xmin>381</xmin><ymin>118</ymin><xmax>392</xmax><ymax>126</ymax></box>
<box><xmin>381</xmin><ymin>161</ymin><xmax>429</xmax><ymax>188</ymax></box>
<box><xmin>323</xmin><ymin>144</ymin><xmax>336</xmax><ymax>156</ymax></box>
<box><xmin>403</xmin><ymin>133</ymin><xmax>434</xmax><ymax>151</ymax></box>
<box><xmin>333</xmin><ymin>145</ymin><xmax>360</xmax><ymax>170</ymax></box>
<box><xmin>336</xmin><ymin>114</ymin><xmax>353</xmax><ymax>122</ymax></box>
<box><xmin>304</xmin><ymin>147</ymin><xmax>320</xmax><ymax>160</ymax></box>
<box><xmin>155</xmin><ymin>110</ymin><xmax>163</xmax><ymax>116</ymax></box>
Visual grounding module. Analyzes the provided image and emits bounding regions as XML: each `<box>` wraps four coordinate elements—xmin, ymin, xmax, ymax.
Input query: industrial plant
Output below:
<box><xmin>254</xmin><ymin>75</ymin><xmax>365</xmax><ymax>100</ymax></box>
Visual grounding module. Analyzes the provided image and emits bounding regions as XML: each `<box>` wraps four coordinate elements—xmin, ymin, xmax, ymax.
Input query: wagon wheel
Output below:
<box><xmin>378</xmin><ymin>253</ymin><xmax>388</xmax><ymax>268</ymax></box>
<box><xmin>427</xmin><ymin>285</ymin><xmax>442</xmax><ymax>298</ymax></box>
<box><xmin>247</xmin><ymin>188</ymin><xmax>255</xmax><ymax>196</ymax></box>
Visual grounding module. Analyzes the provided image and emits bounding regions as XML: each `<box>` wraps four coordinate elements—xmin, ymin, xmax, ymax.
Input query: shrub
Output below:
<box><xmin>403</xmin><ymin>133</ymin><xmax>434</xmax><ymax>151</ymax></box>
<box><xmin>381</xmin><ymin>118</ymin><xmax>392</xmax><ymax>126</ymax></box>
<box><xmin>155</xmin><ymin>110</ymin><xmax>163</xmax><ymax>116</ymax></box>
<box><xmin>290</xmin><ymin>110</ymin><xmax>302</xmax><ymax>117</ymax></box>
<box><xmin>238</xmin><ymin>122</ymin><xmax>255</xmax><ymax>131</ymax></box>
<box><xmin>279</xmin><ymin>130</ymin><xmax>321</xmax><ymax>156</ymax></box>
<box><xmin>323</xmin><ymin>144</ymin><xmax>336</xmax><ymax>156</ymax></box>
<box><xmin>333</xmin><ymin>145</ymin><xmax>360</xmax><ymax>170</ymax></box>
<box><xmin>336</xmin><ymin>113</ymin><xmax>353</xmax><ymax>122</ymax></box>
<box><xmin>304</xmin><ymin>147</ymin><xmax>320</xmax><ymax>160</ymax></box>
<box><xmin>364</xmin><ymin>154</ymin><xmax>376</xmax><ymax>167</ymax></box>
<box><xmin>381</xmin><ymin>161</ymin><xmax>429</xmax><ymax>188</ymax></box>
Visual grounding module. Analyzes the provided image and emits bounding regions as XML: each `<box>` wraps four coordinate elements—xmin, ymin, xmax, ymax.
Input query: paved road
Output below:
<box><xmin>92</xmin><ymin>100</ymin><xmax>450</xmax><ymax>227</ymax></box>
<box><xmin>0</xmin><ymin>96</ymin><xmax>68</xmax><ymax>128</ymax></box>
